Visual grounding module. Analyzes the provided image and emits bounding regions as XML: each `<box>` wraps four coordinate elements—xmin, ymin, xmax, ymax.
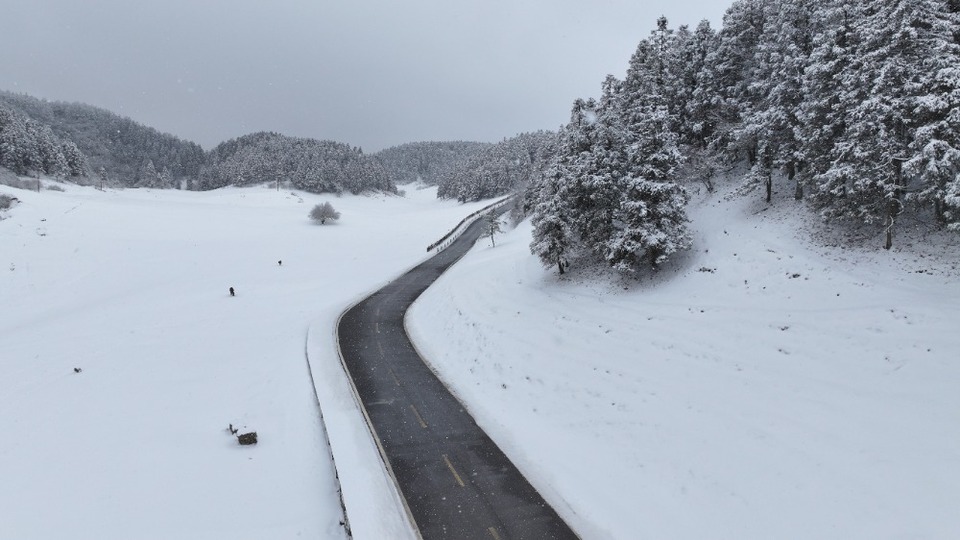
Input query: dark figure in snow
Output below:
<box><xmin>229</xmin><ymin>287</ymin><xmax>235</xmax><ymax>297</ymax></box>
<box><xmin>278</xmin><ymin>260</ymin><xmax>282</xmax><ymax>266</ymax></box>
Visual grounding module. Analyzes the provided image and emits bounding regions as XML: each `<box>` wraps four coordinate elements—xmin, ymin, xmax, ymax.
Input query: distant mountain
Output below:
<box><xmin>372</xmin><ymin>141</ymin><xmax>491</xmax><ymax>186</ymax></box>
<box><xmin>200</xmin><ymin>131</ymin><xmax>395</xmax><ymax>194</ymax></box>
<box><xmin>1</xmin><ymin>90</ymin><xmax>503</xmax><ymax>197</ymax></box>
<box><xmin>0</xmin><ymin>90</ymin><xmax>204</xmax><ymax>187</ymax></box>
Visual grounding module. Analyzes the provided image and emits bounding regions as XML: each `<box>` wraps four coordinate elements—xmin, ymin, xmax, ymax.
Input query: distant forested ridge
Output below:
<box><xmin>522</xmin><ymin>0</ymin><xmax>960</xmax><ymax>277</ymax></box>
<box><xmin>0</xmin><ymin>91</ymin><xmax>204</xmax><ymax>187</ymax></box>
<box><xmin>437</xmin><ymin>131</ymin><xmax>557</xmax><ymax>202</ymax></box>
<box><xmin>198</xmin><ymin>132</ymin><xmax>395</xmax><ymax>194</ymax></box>
<box><xmin>373</xmin><ymin>141</ymin><xmax>491</xmax><ymax>186</ymax></box>
<box><xmin>0</xmin><ymin>92</ymin><xmax>395</xmax><ymax>194</ymax></box>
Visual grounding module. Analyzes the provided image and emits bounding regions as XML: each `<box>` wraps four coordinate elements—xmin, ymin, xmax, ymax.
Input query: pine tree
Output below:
<box><xmin>901</xmin><ymin>0</ymin><xmax>960</xmax><ymax>227</ymax></box>
<box><xmin>538</xmin><ymin>68</ymin><xmax>690</xmax><ymax>273</ymax></box>
<box><xmin>482</xmin><ymin>213</ymin><xmax>503</xmax><ymax>247</ymax></box>
<box><xmin>702</xmin><ymin>0</ymin><xmax>768</xmax><ymax>163</ymax></box>
<box><xmin>738</xmin><ymin>0</ymin><xmax>816</xmax><ymax>202</ymax></box>
<box><xmin>62</xmin><ymin>141</ymin><xmax>87</xmax><ymax>177</ymax></box>
<box><xmin>799</xmin><ymin>0</ymin><xmax>862</xmax><ymax>209</ymax></box>
<box><xmin>810</xmin><ymin>0</ymin><xmax>960</xmax><ymax>247</ymax></box>
<box><xmin>679</xmin><ymin>20</ymin><xmax>720</xmax><ymax>149</ymax></box>
<box><xmin>138</xmin><ymin>160</ymin><xmax>159</xmax><ymax>188</ymax></box>
<box><xmin>530</xmin><ymin>167</ymin><xmax>575</xmax><ymax>275</ymax></box>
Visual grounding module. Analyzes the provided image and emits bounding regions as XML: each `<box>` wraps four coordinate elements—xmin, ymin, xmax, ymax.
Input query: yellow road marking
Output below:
<box><xmin>487</xmin><ymin>527</ymin><xmax>502</xmax><ymax>540</ymax></box>
<box><xmin>442</xmin><ymin>454</ymin><xmax>465</xmax><ymax>487</ymax></box>
<box><xmin>409</xmin><ymin>404</ymin><xmax>428</xmax><ymax>428</ymax></box>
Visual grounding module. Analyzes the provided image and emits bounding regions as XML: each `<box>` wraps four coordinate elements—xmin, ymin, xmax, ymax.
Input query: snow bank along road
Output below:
<box><xmin>337</xmin><ymin>208</ymin><xmax>578</xmax><ymax>540</ymax></box>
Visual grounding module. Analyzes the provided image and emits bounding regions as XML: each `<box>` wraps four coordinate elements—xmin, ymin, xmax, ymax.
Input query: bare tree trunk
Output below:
<box><xmin>884</xmin><ymin>212</ymin><xmax>894</xmax><ymax>250</ymax></box>
<box><xmin>935</xmin><ymin>199</ymin><xmax>947</xmax><ymax>228</ymax></box>
<box><xmin>886</xmin><ymin>158</ymin><xmax>906</xmax><ymax>250</ymax></box>
<box><xmin>557</xmin><ymin>258</ymin><xmax>564</xmax><ymax>275</ymax></box>
<box><xmin>788</xmin><ymin>162</ymin><xmax>803</xmax><ymax>200</ymax></box>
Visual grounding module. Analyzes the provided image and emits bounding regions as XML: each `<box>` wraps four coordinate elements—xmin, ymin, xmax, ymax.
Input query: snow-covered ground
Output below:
<box><xmin>4</xmin><ymin>176</ymin><xmax>959</xmax><ymax>540</ymax></box>
<box><xmin>407</xmin><ymin>186</ymin><xmax>960</xmax><ymax>539</ymax></box>
<box><xmin>0</xmin><ymin>180</ymin><xmax>493</xmax><ymax>539</ymax></box>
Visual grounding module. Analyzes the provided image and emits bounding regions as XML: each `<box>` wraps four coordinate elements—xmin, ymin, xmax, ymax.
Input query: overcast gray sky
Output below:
<box><xmin>0</xmin><ymin>0</ymin><xmax>728</xmax><ymax>151</ymax></box>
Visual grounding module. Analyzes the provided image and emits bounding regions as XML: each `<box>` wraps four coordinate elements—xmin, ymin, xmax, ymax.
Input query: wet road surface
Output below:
<box><xmin>337</xmin><ymin>212</ymin><xmax>578</xmax><ymax>540</ymax></box>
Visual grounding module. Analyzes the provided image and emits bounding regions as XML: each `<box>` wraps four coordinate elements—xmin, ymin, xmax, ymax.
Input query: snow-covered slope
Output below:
<box><xmin>407</xmin><ymin>187</ymin><xmax>960</xmax><ymax>539</ymax></box>
<box><xmin>0</xmin><ymin>181</ymin><xmax>493</xmax><ymax>539</ymax></box>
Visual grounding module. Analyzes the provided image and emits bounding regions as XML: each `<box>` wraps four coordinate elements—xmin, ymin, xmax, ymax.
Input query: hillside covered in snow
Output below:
<box><xmin>408</xmin><ymin>184</ymin><xmax>960</xmax><ymax>539</ymax></box>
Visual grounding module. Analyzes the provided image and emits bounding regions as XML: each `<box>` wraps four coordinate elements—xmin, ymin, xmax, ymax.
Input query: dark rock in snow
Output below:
<box><xmin>237</xmin><ymin>432</ymin><xmax>257</xmax><ymax>445</ymax></box>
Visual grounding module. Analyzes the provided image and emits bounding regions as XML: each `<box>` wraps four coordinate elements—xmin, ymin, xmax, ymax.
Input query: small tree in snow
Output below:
<box><xmin>310</xmin><ymin>201</ymin><xmax>341</xmax><ymax>224</ymax></box>
<box><xmin>482</xmin><ymin>214</ymin><xmax>503</xmax><ymax>247</ymax></box>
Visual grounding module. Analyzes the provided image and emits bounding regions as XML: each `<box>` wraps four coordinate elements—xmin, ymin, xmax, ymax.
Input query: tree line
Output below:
<box><xmin>373</xmin><ymin>141</ymin><xmax>491</xmax><ymax>186</ymax></box>
<box><xmin>0</xmin><ymin>92</ymin><xmax>398</xmax><ymax>194</ymax></box>
<box><xmin>0</xmin><ymin>91</ymin><xmax>512</xmax><ymax>196</ymax></box>
<box><xmin>0</xmin><ymin>105</ymin><xmax>87</xmax><ymax>178</ymax></box>
<box><xmin>5</xmin><ymin>0</ymin><xmax>960</xmax><ymax>241</ymax></box>
<box><xmin>517</xmin><ymin>0</ymin><xmax>960</xmax><ymax>276</ymax></box>
<box><xmin>197</xmin><ymin>132</ymin><xmax>394</xmax><ymax>194</ymax></box>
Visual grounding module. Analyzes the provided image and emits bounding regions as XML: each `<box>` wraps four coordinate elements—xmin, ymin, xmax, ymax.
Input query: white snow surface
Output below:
<box><xmin>0</xmin><ymin>181</ymin><xmax>494</xmax><ymax>540</ymax></box>
<box><xmin>4</xmin><ymin>177</ymin><xmax>959</xmax><ymax>540</ymax></box>
<box><xmin>407</xmin><ymin>187</ymin><xmax>960</xmax><ymax>539</ymax></box>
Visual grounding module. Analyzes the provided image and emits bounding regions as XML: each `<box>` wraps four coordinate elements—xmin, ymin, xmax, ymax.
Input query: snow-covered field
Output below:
<box><xmin>4</xmin><ymin>177</ymin><xmax>959</xmax><ymax>539</ymax></box>
<box><xmin>408</xmin><ymin>186</ymin><xmax>960</xmax><ymax>539</ymax></box>
<box><xmin>0</xmin><ymin>180</ymin><xmax>493</xmax><ymax>540</ymax></box>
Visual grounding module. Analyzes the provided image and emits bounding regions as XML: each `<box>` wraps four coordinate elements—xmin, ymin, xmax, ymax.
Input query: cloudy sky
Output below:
<box><xmin>0</xmin><ymin>0</ymin><xmax>729</xmax><ymax>151</ymax></box>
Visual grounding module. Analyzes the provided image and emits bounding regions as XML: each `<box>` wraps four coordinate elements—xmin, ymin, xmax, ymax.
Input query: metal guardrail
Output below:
<box><xmin>426</xmin><ymin>195</ymin><xmax>513</xmax><ymax>253</ymax></box>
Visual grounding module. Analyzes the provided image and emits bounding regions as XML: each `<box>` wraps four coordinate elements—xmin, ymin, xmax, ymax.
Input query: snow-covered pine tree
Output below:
<box><xmin>159</xmin><ymin>166</ymin><xmax>172</xmax><ymax>189</ymax></box>
<box><xmin>616</xmin><ymin>43</ymin><xmax>691</xmax><ymax>270</ymax></box>
<box><xmin>530</xmin><ymin>99</ymin><xmax>600</xmax><ymax>274</ymax></box>
<box><xmin>799</xmin><ymin>0</ymin><xmax>862</xmax><ymax>211</ymax></box>
<box><xmin>62</xmin><ymin>141</ymin><xmax>87</xmax><ymax>177</ymax></box>
<box><xmin>529</xmin><ymin>168</ymin><xmax>575</xmax><ymax>275</ymax></box>
<box><xmin>563</xmin><ymin>91</ymin><xmax>621</xmax><ymax>259</ymax></box>
<box><xmin>678</xmin><ymin>20</ymin><xmax>719</xmax><ymax>150</ymax></box>
<box><xmin>901</xmin><ymin>0</ymin><xmax>960</xmax><ymax>228</ymax></box>
<box><xmin>701</xmin><ymin>0</ymin><xmax>768</xmax><ymax>164</ymax></box>
<box><xmin>812</xmin><ymin>0</ymin><xmax>960</xmax><ymax>247</ymax></box>
<box><xmin>737</xmin><ymin>0</ymin><xmax>816</xmax><ymax>202</ymax></box>
<box><xmin>482</xmin><ymin>213</ymin><xmax>503</xmax><ymax>247</ymax></box>
<box><xmin>138</xmin><ymin>160</ymin><xmax>159</xmax><ymax>188</ymax></box>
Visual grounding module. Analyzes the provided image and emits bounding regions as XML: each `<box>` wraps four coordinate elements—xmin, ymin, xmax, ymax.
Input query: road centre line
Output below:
<box><xmin>441</xmin><ymin>454</ymin><xmax>466</xmax><ymax>487</ymax></box>
<box><xmin>388</xmin><ymin>367</ymin><xmax>401</xmax><ymax>386</ymax></box>
<box><xmin>409</xmin><ymin>404</ymin><xmax>428</xmax><ymax>428</ymax></box>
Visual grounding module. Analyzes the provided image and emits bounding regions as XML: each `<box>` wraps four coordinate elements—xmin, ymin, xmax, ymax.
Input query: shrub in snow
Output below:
<box><xmin>309</xmin><ymin>202</ymin><xmax>341</xmax><ymax>224</ymax></box>
<box><xmin>0</xmin><ymin>194</ymin><xmax>14</xmax><ymax>210</ymax></box>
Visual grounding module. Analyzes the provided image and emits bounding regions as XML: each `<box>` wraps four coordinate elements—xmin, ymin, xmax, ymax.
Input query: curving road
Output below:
<box><xmin>337</xmin><ymin>210</ymin><xmax>578</xmax><ymax>540</ymax></box>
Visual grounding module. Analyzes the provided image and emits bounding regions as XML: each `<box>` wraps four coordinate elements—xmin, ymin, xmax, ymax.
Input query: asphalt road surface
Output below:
<box><xmin>338</xmin><ymin>212</ymin><xmax>579</xmax><ymax>540</ymax></box>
